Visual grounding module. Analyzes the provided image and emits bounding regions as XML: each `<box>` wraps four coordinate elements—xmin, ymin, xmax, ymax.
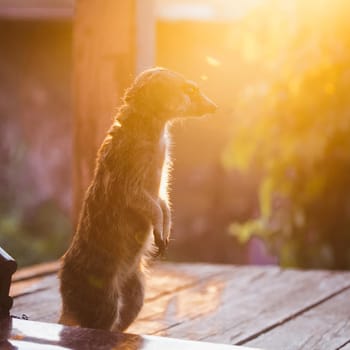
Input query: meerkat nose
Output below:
<box><xmin>203</xmin><ymin>95</ymin><xmax>218</xmax><ymax>114</ymax></box>
<box><xmin>209</xmin><ymin>100</ymin><xmax>218</xmax><ymax>113</ymax></box>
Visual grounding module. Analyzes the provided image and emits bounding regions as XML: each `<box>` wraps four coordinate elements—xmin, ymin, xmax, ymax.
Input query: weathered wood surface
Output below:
<box><xmin>9</xmin><ymin>262</ymin><xmax>350</xmax><ymax>350</ymax></box>
<box><xmin>3</xmin><ymin>318</ymin><xmax>251</xmax><ymax>350</ymax></box>
<box><xmin>245</xmin><ymin>288</ymin><xmax>350</xmax><ymax>350</ymax></box>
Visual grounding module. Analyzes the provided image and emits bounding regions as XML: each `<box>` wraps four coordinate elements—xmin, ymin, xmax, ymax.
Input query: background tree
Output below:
<box><xmin>225</xmin><ymin>0</ymin><xmax>350</xmax><ymax>269</ymax></box>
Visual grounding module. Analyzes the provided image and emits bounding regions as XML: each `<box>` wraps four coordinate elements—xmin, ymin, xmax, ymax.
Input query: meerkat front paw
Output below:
<box><xmin>152</xmin><ymin>219</ymin><xmax>167</xmax><ymax>257</ymax></box>
<box><xmin>153</xmin><ymin>230</ymin><xmax>168</xmax><ymax>257</ymax></box>
<box><xmin>160</xmin><ymin>199</ymin><xmax>171</xmax><ymax>243</ymax></box>
<box><xmin>152</xmin><ymin>199</ymin><xmax>171</xmax><ymax>257</ymax></box>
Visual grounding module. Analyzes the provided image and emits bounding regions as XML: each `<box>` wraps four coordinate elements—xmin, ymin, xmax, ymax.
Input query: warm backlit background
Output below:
<box><xmin>1</xmin><ymin>0</ymin><xmax>349</xmax><ymax>269</ymax></box>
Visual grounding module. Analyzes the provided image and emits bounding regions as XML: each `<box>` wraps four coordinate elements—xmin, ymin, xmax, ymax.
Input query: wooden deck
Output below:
<box><xmin>9</xmin><ymin>261</ymin><xmax>350</xmax><ymax>350</ymax></box>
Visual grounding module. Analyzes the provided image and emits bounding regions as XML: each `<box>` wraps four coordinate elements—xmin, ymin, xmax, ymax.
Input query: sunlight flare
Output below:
<box><xmin>205</xmin><ymin>56</ymin><xmax>221</xmax><ymax>67</ymax></box>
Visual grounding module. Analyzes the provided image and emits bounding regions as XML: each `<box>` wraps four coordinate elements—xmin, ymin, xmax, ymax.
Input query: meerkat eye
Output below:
<box><xmin>184</xmin><ymin>84</ymin><xmax>198</xmax><ymax>95</ymax></box>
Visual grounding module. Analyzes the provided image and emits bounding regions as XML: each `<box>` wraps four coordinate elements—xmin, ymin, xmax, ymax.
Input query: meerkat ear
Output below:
<box><xmin>123</xmin><ymin>81</ymin><xmax>154</xmax><ymax>115</ymax></box>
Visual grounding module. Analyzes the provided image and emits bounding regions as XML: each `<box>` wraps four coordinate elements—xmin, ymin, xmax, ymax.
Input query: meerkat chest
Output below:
<box><xmin>157</xmin><ymin>133</ymin><xmax>167</xmax><ymax>168</ymax></box>
<box><xmin>147</xmin><ymin>133</ymin><xmax>169</xmax><ymax>193</ymax></box>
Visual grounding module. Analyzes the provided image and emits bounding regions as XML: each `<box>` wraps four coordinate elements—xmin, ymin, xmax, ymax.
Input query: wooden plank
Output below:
<box><xmin>129</xmin><ymin>266</ymin><xmax>274</xmax><ymax>335</ymax></box>
<box><xmin>144</xmin><ymin>263</ymin><xmax>234</xmax><ymax>302</ymax></box>
<box><xmin>10</xmin><ymin>263</ymin><xmax>228</xmax><ymax>298</ymax></box>
<box><xmin>12</xmin><ymin>287</ymin><xmax>61</xmax><ymax>322</ymax></box>
<box><xmin>10</xmin><ymin>275</ymin><xmax>58</xmax><ymax>299</ymax></box>
<box><xmin>4</xmin><ymin>318</ymin><xmax>252</xmax><ymax>350</ymax></box>
<box><xmin>10</xmin><ymin>261</ymin><xmax>60</xmax><ymax>300</ymax></box>
<box><xmin>146</xmin><ymin>268</ymin><xmax>350</xmax><ymax>345</ymax></box>
<box><xmin>244</xmin><ymin>288</ymin><xmax>350</xmax><ymax>350</ymax></box>
<box><xmin>10</xmin><ymin>263</ymin><xmax>231</xmax><ymax>322</ymax></box>
<box><xmin>10</xmin><ymin>263</ymin><xmax>350</xmax><ymax>348</ymax></box>
<box><xmin>13</xmin><ymin>261</ymin><xmax>60</xmax><ymax>282</ymax></box>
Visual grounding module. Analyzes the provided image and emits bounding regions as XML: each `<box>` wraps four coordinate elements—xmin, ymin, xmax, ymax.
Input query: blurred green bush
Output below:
<box><xmin>225</xmin><ymin>0</ymin><xmax>350</xmax><ymax>269</ymax></box>
<box><xmin>0</xmin><ymin>201</ymin><xmax>70</xmax><ymax>267</ymax></box>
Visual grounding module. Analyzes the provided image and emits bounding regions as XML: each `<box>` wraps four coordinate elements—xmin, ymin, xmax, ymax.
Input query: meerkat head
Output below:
<box><xmin>122</xmin><ymin>67</ymin><xmax>217</xmax><ymax>122</ymax></box>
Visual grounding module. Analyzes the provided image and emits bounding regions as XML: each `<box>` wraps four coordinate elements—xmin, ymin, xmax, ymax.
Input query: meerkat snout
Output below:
<box><xmin>181</xmin><ymin>81</ymin><xmax>217</xmax><ymax>117</ymax></box>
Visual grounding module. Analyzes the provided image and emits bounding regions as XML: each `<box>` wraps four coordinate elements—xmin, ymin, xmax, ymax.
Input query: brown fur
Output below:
<box><xmin>59</xmin><ymin>67</ymin><xmax>217</xmax><ymax>331</ymax></box>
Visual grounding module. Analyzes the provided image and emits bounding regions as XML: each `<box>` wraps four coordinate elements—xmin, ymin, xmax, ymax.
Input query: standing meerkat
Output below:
<box><xmin>59</xmin><ymin>67</ymin><xmax>217</xmax><ymax>331</ymax></box>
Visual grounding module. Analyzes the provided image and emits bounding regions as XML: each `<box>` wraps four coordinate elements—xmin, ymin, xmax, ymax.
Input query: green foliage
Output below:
<box><xmin>225</xmin><ymin>0</ymin><xmax>350</xmax><ymax>268</ymax></box>
<box><xmin>0</xmin><ymin>127</ymin><xmax>71</xmax><ymax>267</ymax></box>
<box><xmin>0</xmin><ymin>201</ymin><xmax>71</xmax><ymax>267</ymax></box>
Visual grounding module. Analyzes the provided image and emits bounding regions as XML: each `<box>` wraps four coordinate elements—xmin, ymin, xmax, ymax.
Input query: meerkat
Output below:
<box><xmin>59</xmin><ymin>67</ymin><xmax>217</xmax><ymax>331</ymax></box>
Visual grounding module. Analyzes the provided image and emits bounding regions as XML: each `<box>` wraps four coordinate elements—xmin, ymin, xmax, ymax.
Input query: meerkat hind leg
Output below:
<box><xmin>113</xmin><ymin>270</ymin><xmax>145</xmax><ymax>332</ymax></box>
<box><xmin>59</xmin><ymin>310</ymin><xmax>79</xmax><ymax>327</ymax></box>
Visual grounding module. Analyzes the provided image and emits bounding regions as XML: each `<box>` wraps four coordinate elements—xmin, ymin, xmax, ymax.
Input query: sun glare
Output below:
<box><xmin>205</xmin><ymin>56</ymin><xmax>221</xmax><ymax>67</ymax></box>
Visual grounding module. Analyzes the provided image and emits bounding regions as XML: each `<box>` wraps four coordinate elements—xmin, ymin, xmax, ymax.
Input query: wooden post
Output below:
<box><xmin>136</xmin><ymin>0</ymin><xmax>155</xmax><ymax>73</ymax></box>
<box><xmin>73</xmin><ymin>0</ymin><xmax>154</xmax><ymax>222</ymax></box>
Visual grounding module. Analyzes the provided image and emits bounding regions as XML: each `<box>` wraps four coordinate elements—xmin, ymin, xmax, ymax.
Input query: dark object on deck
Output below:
<box><xmin>0</xmin><ymin>247</ymin><xmax>17</xmax><ymax>318</ymax></box>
